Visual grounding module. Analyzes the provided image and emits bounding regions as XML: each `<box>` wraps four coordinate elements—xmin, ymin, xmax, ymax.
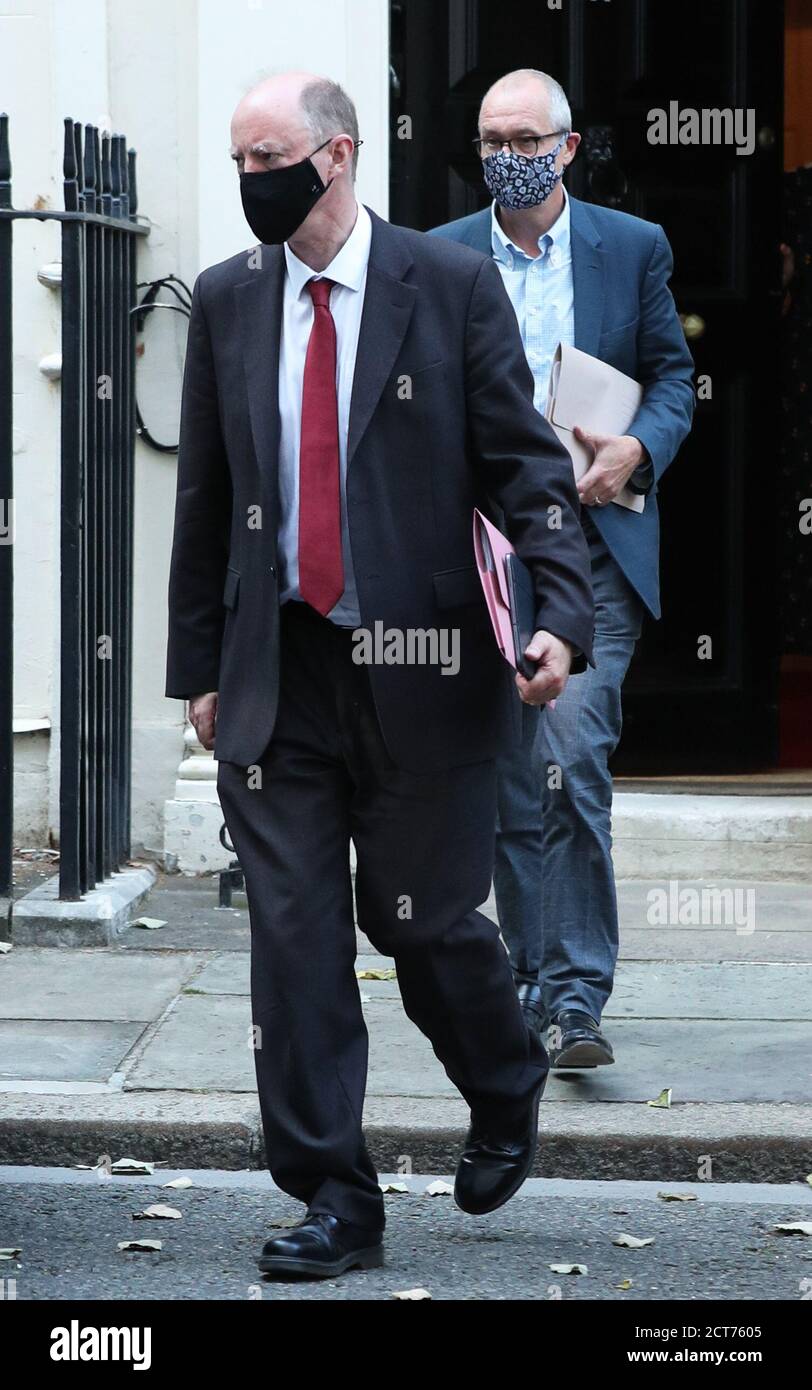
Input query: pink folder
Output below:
<box><xmin>473</xmin><ymin>509</ymin><xmax>555</xmax><ymax>701</ymax></box>
<box><xmin>473</xmin><ymin>509</ymin><xmax>521</xmax><ymax>670</ymax></box>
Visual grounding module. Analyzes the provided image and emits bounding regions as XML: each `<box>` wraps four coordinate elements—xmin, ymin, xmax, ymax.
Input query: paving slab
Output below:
<box><xmin>0</xmin><ymin>949</ymin><xmax>203</xmax><ymax>1021</ymax></box>
<box><xmin>120</xmin><ymin>974</ymin><xmax>812</xmax><ymax>1105</ymax></box>
<box><xmin>189</xmin><ymin>954</ymin><xmax>251</xmax><ymax>995</ymax></box>
<box><xmin>605</xmin><ymin>962</ymin><xmax>812</xmax><ymax>1020</ymax></box>
<box><xmin>125</xmin><ymin>995</ymin><xmax>255</xmax><ymax>1092</ymax></box>
<box><xmin>617</xmin><ymin>930</ymin><xmax>812</xmax><ymax>962</ymax></box>
<box><xmin>0</xmin><ymin>1020</ymin><xmax>144</xmax><ymax>1083</ymax></box>
<box><xmin>614</xmin><ymin>880</ymin><xmax>812</xmax><ymax>929</ymax></box>
<box><xmin>117</xmin><ymin>882</ymin><xmax>249</xmax><ymax>952</ymax></box>
<box><xmin>360</xmin><ymin>1007</ymin><xmax>812</xmax><ymax>1105</ymax></box>
<box><xmin>114</xmin><ymin>874</ymin><xmax>812</xmax><ymax>952</ymax></box>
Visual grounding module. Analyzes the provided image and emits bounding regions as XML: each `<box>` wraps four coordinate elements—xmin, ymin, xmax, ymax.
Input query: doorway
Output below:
<box><xmin>390</xmin><ymin>0</ymin><xmax>786</xmax><ymax>773</ymax></box>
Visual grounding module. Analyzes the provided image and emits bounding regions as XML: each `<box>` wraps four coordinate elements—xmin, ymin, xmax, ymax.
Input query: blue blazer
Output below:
<box><xmin>428</xmin><ymin>196</ymin><xmax>695</xmax><ymax>618</ymax></box>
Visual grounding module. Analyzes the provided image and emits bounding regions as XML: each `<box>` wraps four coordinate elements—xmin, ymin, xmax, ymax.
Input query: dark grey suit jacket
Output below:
<box><xmin>165</xmin><ymin>206</ymin><xmax>595</xmax><ymax>772</ymax></box>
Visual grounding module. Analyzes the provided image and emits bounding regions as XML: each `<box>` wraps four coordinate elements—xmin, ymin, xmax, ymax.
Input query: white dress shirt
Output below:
<box><xmin>490</xmin><ymin>186</ymin><xmax>575</xmax><ymax>412</ymax></box>
<box><xmin>277</xmin><ymin>200</ymin><xmax>372</xmax><ymax>626</ymax></box>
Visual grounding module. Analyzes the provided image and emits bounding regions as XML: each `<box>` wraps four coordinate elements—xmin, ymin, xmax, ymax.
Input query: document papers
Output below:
<box><xmin>544</xmin><ymin>343</ymin><xmax>647</xmax><ymax>514</ymax></box>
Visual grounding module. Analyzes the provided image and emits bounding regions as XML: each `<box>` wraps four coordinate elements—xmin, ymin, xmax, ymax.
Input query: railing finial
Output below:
<box><xmin>0</xmin><ymin>114</ymin><xmax>11</xmax><ymax>209</ymax></box>
<box><xmin>63</xmin><ymin>118</ymin><xmax>78</xmax><ymax>213</ymax></box>
<box><xmin>127</xmin><ymin>148</ymin><xmax>138</xmax><ymax>218</ymax></box>
<box><xmin>82</xmin><ymin>122</ymin><xmax>97</xmax><ymax>207</ymax></box>
<box><xmin>111</xmin><ymin>134</ymin><xmax>123</xmax><ymax>203</ymax></box>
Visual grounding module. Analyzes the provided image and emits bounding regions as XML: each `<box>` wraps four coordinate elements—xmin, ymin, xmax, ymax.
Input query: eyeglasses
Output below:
<box><xmin>473</xmin><ymin>131</ymin><xmax>567</xmax><ymax>158</ymax></box>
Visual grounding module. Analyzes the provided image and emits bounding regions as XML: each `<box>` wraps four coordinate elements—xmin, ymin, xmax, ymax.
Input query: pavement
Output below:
<box><xmin>0</xmin><ymin>866</ymin><xmax>810</xmax><ymax>1183</ymax></box>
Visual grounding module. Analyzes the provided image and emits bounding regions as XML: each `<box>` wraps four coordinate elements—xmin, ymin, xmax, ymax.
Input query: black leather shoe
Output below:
<box><xmin>516</xmin><ymin>981</ymin><xmax>547</xmax><ymax>1037</ymax></box>
<box><xmin>454</xmin><ymin>1075</ymin><xmax>545</xmax><ymax>1216</ymax></box>
<box><xmin>548</xmin><ymin>1010</ymin><xmax>614</xmax><ymax>1068</ymax></box>
<box><xmin>257</xmin><ymin>1212</ymin><xmax>384</xmax><ymax>1279</ymax></box>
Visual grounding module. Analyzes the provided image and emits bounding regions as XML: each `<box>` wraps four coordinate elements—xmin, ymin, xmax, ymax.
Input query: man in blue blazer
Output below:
<box><xmin>430</xmin><ymin>68</ymin><xmax>694</xmax><ymax>1068</ymax></box>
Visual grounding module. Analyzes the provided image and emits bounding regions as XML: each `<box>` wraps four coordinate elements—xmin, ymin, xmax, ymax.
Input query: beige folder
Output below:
<box><xmin>545</xmin><ymin>343</ymin><xmax>646</xmax><ymax>514</ymax></box>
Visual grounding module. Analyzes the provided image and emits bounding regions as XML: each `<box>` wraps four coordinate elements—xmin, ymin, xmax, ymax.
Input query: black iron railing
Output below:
<box><xmin>0</xmin><ymin>115</ymin><xmax>149</xmax><ymax>901</ymax></box>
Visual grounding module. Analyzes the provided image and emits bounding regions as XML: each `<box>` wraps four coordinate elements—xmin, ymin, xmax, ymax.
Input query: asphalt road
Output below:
<box><xmin>2</xmin><ymin>1168</ymin><xmax>811</xmax><ymax>1303</ymax></box>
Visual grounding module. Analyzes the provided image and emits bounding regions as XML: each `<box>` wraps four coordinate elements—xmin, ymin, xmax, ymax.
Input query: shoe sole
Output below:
<box><xmin>257</xmin><ymin>1245</ymin><xmax>384</xmax><ymax>1279</ymax></box>
<box><xmin>552</xmin><ymin>1039</ymin><xmax>614</xmax><ymax>1068</ymax></box>
<box><xmin>454</xmin><ymin>1078</ymin><xmax>545</xmax><ymax>1217</ymax></box>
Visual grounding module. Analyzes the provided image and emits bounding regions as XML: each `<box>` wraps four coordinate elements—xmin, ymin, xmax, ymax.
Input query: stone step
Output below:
<box><xmin>610</xmin><ymin>794</ymin><xmax>812</xmax><ymax>883</ymax></box>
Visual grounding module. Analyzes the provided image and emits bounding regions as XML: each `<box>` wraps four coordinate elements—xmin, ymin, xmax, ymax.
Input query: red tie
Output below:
<box><xmin>298</xmin><ymin>276</ymin><xmax>344</xmax><ymax>616</ymax></box>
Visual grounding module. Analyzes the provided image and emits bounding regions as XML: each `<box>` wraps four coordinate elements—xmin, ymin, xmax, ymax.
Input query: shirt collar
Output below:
<box><xmin>490</xmin><ymin>186</ymin><xmax>571</xmax><ymax>268</ymax></box>
<box><xmin>284</xmin><ymin>200</ymin><xmax>372</xmax><ymax>299</ymax></box>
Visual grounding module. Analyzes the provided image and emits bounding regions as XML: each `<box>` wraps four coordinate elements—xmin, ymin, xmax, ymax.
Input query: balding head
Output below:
<box><xmin>230</xmin><ymin>71</ymin><xmax>360</xmax><ymax>180</ymax></box>
<box><xmin>479</xmin><ymin>69</ymin><xmax>572</xmax><ymax>139</ymax></box>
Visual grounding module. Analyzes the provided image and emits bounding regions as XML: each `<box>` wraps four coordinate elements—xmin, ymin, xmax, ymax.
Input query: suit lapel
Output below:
<box><xmin>347</xmin><ymin>208</ymin><xmax>417</xmax><ymax>464</ymax></box>
<box><xmin>234</xmin><ymin>245</ymin><xmax>285</xmax><ymax>486</ymax></box>
<box><xmin>569</xmin><ymin>197</ymin><xmax>605</xmax><ymax>358</ymax></box>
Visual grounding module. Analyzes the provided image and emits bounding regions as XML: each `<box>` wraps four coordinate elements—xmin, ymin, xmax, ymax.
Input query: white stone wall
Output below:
<box><xmin>4</xmin><ymin>0</ymin><xmax>390</xmax><ymax>861</ymax></box>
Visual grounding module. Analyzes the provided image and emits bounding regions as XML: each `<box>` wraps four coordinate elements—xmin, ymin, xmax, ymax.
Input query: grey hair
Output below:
<box><xmin>300</xmin><ymin>77</ymin><xmax>360</xmax><ymax>179</ymax></box>
<box><xmin>480</xmin><ymin>69</ymin><xmax>572</xmax><ymax>133</ymax></box>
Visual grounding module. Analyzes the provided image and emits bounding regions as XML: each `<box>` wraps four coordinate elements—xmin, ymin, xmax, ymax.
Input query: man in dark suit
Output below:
<box><xmin>430</xmin><ymin>69</ymin><xmax>695</xmax><ymax>1068</ymax></box>
<box><xmin>165</xmin><ymin>71</ymin><xmax>594</xmax><ymax>1280</ymax></box>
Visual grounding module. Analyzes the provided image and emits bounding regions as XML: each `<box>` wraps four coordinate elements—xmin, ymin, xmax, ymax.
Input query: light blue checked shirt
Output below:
<box><xmin>490</xmin><ymin>187</ymin><xmax>575</xmax><ymax>413</ymax></box>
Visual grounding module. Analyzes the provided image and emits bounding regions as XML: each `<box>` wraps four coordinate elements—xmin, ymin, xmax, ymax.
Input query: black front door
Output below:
<box><xmin>390</xmin><ymin>0</ymin><xmax>785</xmax><ymax>772</ymax></box>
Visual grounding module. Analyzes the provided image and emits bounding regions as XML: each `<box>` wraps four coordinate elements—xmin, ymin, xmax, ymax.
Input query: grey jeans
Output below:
<box><xmin>493</xmin><ymin>513</ymin><xmax>646</xmax><ymax>1025</ymax></box>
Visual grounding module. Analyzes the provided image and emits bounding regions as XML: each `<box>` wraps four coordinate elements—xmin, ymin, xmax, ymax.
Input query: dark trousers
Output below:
<box><xmin>216</xmin><ymin>600</ymin><xmax>549</xmax><ymax>1229</ymax></box>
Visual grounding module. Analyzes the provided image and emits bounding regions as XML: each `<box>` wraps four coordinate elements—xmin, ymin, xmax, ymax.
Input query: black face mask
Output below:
<box><xmin>239</xmin><ymin>137</ymin><xmax>338</xmax><ymax>245</ymax></box>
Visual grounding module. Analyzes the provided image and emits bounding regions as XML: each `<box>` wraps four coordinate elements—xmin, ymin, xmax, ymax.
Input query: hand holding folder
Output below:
<box><xmin>472</xmin><ymin>510</ymin><xmax>544</xmax><ymax>684</ymax></box>
<box><xmin>545</xmin><ymin>343</ymin><xmax>646</xmax><ymax>514</ymax></box>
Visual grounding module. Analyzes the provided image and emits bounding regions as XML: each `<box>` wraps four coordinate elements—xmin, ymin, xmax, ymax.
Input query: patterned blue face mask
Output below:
<box><xmin>482</xmin><ymin>133</ymin><xmax>569</xmax><ymax>210</ymax></box>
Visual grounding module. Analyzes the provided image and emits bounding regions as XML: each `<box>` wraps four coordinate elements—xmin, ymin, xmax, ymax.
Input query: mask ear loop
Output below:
<box><xmin>308</xmin><ymin>136</ymin><xmax>365</xmax><ymax>159</ymax></box>
<box><xmin>309</xmin><ymin>136</ymin><xmax>364</xmax><ymax>190</ymax></box>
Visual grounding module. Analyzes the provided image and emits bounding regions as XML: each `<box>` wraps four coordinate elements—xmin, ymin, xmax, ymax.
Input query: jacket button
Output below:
<box><xmin>269</xmin><ymin>565</ymin><xmax>276</xmax><ymax>577</ymax></box>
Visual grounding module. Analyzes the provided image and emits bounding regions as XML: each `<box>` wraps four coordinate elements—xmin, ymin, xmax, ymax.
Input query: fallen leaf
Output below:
<box><xmin>268</xmin><ymin>1218</ymin><xmax>300</xmax><ymax>1229</ymax></box>
<box><xmin>805</xmin><ymin>1175</ymin><xmax>812</xmax><ymax>1189</ymax></box>
<box><xmin>613</xmin><ymin>1233</ymin><xmax>655</xmax><ymax>1249</ymax></box>
<box><xmin>380</xmin><ymin>1182</ymin><xmax>409</xmax><ymax>1194</ymax></box>
<box><xmin>772</xmin><ymin>1222</ymin><xmax>812</xmax><ymax>1237</ymax></box>
<box><xmin>131</xmin><ymin>917</ymin><xmax>167</xmax><ymax>930</ymax></box>
<box><xmin>657</xmin><ymin>1191</ymin><xmax>698</xmax><ymax>1203</ymax></box>
<box><xmin>133</xmin><ymin>1205</ymin><xmax>182</xmax><ymax>1220</ymax></box>
<box><xmin>616</xmin><ymin>1279</ymin><xmax>633</xmax><ymax>1290</ymax></box>
<box><xmin>647</xmin><ymin>1088</ymin><xmax>672</xmax><ymax>1109</ymax></box>
<box><xmin>0</xmin><ymin>942</ymin><xmax>11</xmax><ymax>954</ymax></box>
<box><xmin>0</xmin><ymin>1248</ymin><xmax>21</xmax><ymax>1259</ymax></box>
<box><xmin>424</xmin><ymin>1180</ymin><xmax>453</xmax><ymax>1196</ymax></box>
<box><xmin>111</xmin><ymin>1158</ymin><xmax>154</xmax><ymax>1176</ymax></box>
<box><xmin>356</xmin><ymin>969</ymin><xmax>396</xmax><ymax>981</ymax></box>
<box><xmin>117</xmin><ymin>1240</ymin><xmax>162</xmax><ymax>1252</ymax></box>
<box><xmin>391</xmin><ymin>1288</ymin><xmax>431</xmax><ymax>1300</ymax></box>
<box><xmin>611</xmin><ymin>1209</ymin><xmax>629</xmax><ymax>1216</ymax></box>
<box><xmin>163</xmin><ymin>1177</ymin><xmax>193</xmax><ymax>1189</ymax></box>
<box><xmin>549</xmin><ymin>1263</ymin><xmax>587</xmax><ymax>1275</ymax></box>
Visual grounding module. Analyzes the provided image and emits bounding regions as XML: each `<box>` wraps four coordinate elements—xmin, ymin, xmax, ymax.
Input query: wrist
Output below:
<box><xmin>625</xmin><ymin>435</ymin><xmax>647</xmax><ymax>468</ymax></box>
